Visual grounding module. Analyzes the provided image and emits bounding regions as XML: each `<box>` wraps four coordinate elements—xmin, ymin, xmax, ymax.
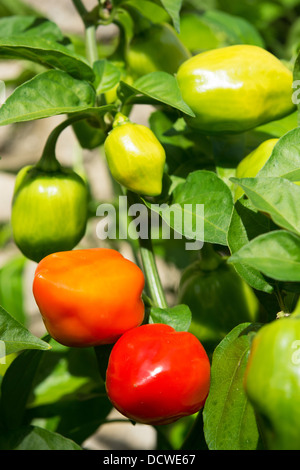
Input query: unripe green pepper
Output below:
<box><xmin>104</xmin><ymin>113</ymin><xmax>166</xmax><ymax>197</ymax></box>
<box><xmin>176</xmin><ymin>45</ymin><xmax>295</xmax><ymax>134</ymax></box>
<box><xmin>234</xmin><ymin>138</ymin><xmax>278</xmax><ymax>200</ymax></box>
<box><xmin>12</xmin><ymin>161</ymin><xmax>88</xmax><ymax>263</ymax></box>
<box><xmin>244</xmin><ymin>304</ymin><xmax>300</xmax><ymax>450</ymax></box>
<box><xmin>126</xmin><ymin>23</ymin><xmax>190</xmax><ymax>79</ymax></box>
<box><xmin>177</xmin><ymin>245</ymin><xmax>259</xmax><ymax>352</ymax></box>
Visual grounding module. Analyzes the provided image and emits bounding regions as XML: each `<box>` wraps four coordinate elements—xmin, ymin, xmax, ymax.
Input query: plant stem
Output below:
<box><xmin>126</xmin><ymin>191</ymin><xmax>168</xmax><ymax>309</ymax></box>
<box><xmin>72</xmin><ymin>0</ymin><xmax>99</xmax><ymax>65</ymax></box>
<box><xmin>72</xmin><ymin>0</ymin><xmax>88</xmax><ymax>23</ymax></box>
<box><xmin>139</xmin><ymin>237</ymin><xmax>168</xmax><ymax>309</ymax></box>
<box><xmin>275</xmin><ymin>283</ymin><xmax>287</xmax><ymax>313</ymax></box>
<box><xmin>86</xmin><ymin>23</ymin><xmax>99</xmax><ymax>65</ymax></box>
<box><xmin>37</xmin><ymin>113</ymin><xmax>99</xmax><ymax>172</ymax></box>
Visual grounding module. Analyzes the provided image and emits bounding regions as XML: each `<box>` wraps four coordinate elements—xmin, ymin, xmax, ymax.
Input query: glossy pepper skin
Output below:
<box><xmin>176</xmin><ymin>45</ymin><xmax>295</xmax><ymax>134</ymax></box>
<box><xmin>177</xmin><ymin>246</ymin><xmax>259</xmax><ymax>353</ymax></box>
<box><xmin>244</xmin><ymin>310</ymin><xmax>300</xmax><ymax>450</ymax></box>
<box><xmin>105</xmin><ymin>323</ymin><xmax>211</xmax><ymax>425</ymax></box>
<box><xmin>104</xmin><ymin>114</ymin><xmax>166</xmax><ymax>197</ymax></box>
<box><xmin>126</xmin><ymin>23</ymin><xmax>190</xmax><ymax>79</ymax></box>
<box><xmin>234</xmin><ymin>138</ymin><xmax>278</xmax><ymax>201</ymax></box>
<box><xmin>11</xmin><ymin>165</ymin><xmax>88</xmax><ymax>263</ymax></box>
<box><xmin>32</xmin><ymin>248</ymin><xmax>145</xmax><ymax>348</ymax></box>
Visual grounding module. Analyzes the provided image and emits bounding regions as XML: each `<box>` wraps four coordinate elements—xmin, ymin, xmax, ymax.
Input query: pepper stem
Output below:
<box><xmin>139</xmin><ymin>237</ymin><xmax>168</xmax><ymax>309</ymax></box>
<box><xmin>113</xmin><ymin>112</ymin><xmax>130</xmax><ymax>128</ymax></box>
<box><xmin>127</xmin><ymin>191</ymin><xmax>168</xmax><ymax>309</ymax></box>
<box><xmin>36</xmin><ymin>113</ymin><xmax>101</xmax><ymax>172</ymax></box>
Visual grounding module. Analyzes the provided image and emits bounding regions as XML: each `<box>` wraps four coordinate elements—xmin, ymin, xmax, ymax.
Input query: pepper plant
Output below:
<box><xmin>1</xmin><ymin>0</ymin><xmax>300</xmax><ymax>451</ymax></box>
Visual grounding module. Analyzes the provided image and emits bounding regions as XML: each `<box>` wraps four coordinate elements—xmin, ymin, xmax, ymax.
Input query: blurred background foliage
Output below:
<box><xmin>180</xmin><ymin>0</ymin><xmax>300</xmax><ymax>60</ymax></box>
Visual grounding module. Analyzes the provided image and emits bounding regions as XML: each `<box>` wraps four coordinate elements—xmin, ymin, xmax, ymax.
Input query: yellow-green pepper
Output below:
<box><xmin>12</xmin><ymin>163</ymin><xmax>88</xmax><ymax>263</ymax></box>
<box><xmin>244</xmin><ymin>304</ymin><xmax>300</xmax><ymax>450</ymax></box>
<box><xmin>104</xmin><ymin>114</ymin><xmax>166</xmax><ymax>197</ymax></box>
<box><xmin>176</xmin><ymin>45</ymin><xmax>295</xmax><ymax>134</ymax></box>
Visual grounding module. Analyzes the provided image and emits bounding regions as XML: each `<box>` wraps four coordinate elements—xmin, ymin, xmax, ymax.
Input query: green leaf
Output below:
<box><xmin>255</xmin><ymin>111</ymin><xmax>298</xmax><ymax>138</ymax></box>
<box><xmin>0</xmin><ymin>256</ymin><xmax>27</xmax><ymax>326</ymax></box>
<box><xmin>162</xmin><ymin>170</ymin><xmax>233</xmax><ymax>246</ymax></box>
<box><xmin>0</xmin><ymin>15</ymin><xmax>65</xmax><ymax>43</ymax></box>
<box><xmin>0</xmin><ymin>425</ymin><xmax>82</xmax><ymax>450</ymax></box>
<box><xmin>25</xmin><ymin>343</ymin><xmax>112</xmax><ymax>444</ymax></box>
<box><xmin>203</xmin><ymin>323</ymin><xmax>261</xmax><ymax>450</ymax></box>
<box><xmin>27</xmin><ymin>395</ymin><xmax>112</xmax><ymax>446</ymax></box>
<box><xmin>159</xmin><ymin>0</ymin><xmax>183</xmax><ymax>32</ymax></box>
<box><xmin>0</xmin><ymin>0</ymin><xmax>40</xmax><ymax>17</ymax></box>
<box><xmin>122</xmin><ymin>0</ymin><xmax>170</xmax><ymax>26</ymax></box>
<box><xmin>258</xmin><ymin>127</ymin><xmax>300</xmax><ymax>181</ymax></box>
<box><xmin>149</xmin><ymin>304</ymin><xmax>192</xmax><ymax>332</ymax></box>
<box><xmin>232</xmin><ymin>177</ymin><xmax>300</xmax><ymax>236</ymax></box>
<box><xmin>203</xmin><ymin>10</ymin><xmax>265</xmax><ymax>48</ymax></box>
<box><xmin>227</xmin><ymin>198</ymin><xmax>274</xmax><ymax>293</ymax></box>
<box><xmin>29</xmin><ymin>345</ymin><xmax>104</xmax><ymax>408</ymax></box>
<box><xmin>0</xmin><ymin>305</ymin><xmax>50</xmax><ymax>358</ymax></box>
<box><xmin>0</xmin><ymin>35</ymin><xmax>94</xmax><ymax>81</ymax></box>
<box><xmin>0</xmin><ymin>347</ymin><xmax>49</xmax><ymax>429</ymax></box>
<box><xmin>120</xmin><ymin>71</ymin><xmax>195</xmax><ymax>117</ymax></box>
<box><xmin>0</xmin><ymin>70</ymin><xmax>97</xmax><ymax>125</ymax></box>
<box><xmin>229</xmin><ymin>230</ymin><xmax>300</xmax><ymax>282</ymax></box>
<box><xmin>93</xmin><ymin>59</ymin><xmax>121</xmax><ymax>94</ymax></box>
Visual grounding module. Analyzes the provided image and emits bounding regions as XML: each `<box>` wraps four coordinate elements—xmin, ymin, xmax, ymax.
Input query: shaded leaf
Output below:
<box><xmin>0</xmin><ymin>347</ymin><xmax>49</xmax><ymax>429</ymax></box>
<box><xmin>227</xmin><ymin>198</ymin><xmax>274</xmax><ymax>293</ymax></box>
<box><xmin>229</xmin><ymin>230</ymin><xmax>300</xmax><ymax>282</ymax></box>
<box><xmin>203</xmin><ymin>323</ymin><xmax>261</xmax><ymax>450</ymax></box>
<box><xmin>0</xmin><ymin>425</ymin><xmax>81</xmax><ymax>450</ymax></box>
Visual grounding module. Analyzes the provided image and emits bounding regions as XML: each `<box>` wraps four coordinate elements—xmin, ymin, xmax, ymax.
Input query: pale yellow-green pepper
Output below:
<box><xmin>104</xmin><ymin>114</ymin><xmax>166</xmax><ymax>197</ymax></box>
<box><xmin>176</xmin><ymin>45</ymin><xmax>295</xmax><ymax>134</ymax></box>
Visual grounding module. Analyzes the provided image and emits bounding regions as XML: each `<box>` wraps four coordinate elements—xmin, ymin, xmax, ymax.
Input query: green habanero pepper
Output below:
<box><xmin>177</xmin><ymin>245</ymin><xmax>260</xmax><ymax>353</ymax></box>
<box><xmin>176</xmin><ymin>45</ymin><xmax>295</xmax><ymax>134</ymax></box>
<box><xmin>126</xmin><ymin>23</ymin><xmax>190</xmax><ymax>79</ymax></box>
<box><xmin>104</xmin><ymin>113</ymin><xmax>166</xmax><ymax>197</ymax></box>
<box><xmin>11</xmin><ymin>156</ymin><xmax>88</xmax><ymax>263</ymax></box>
<box><xmin>244</xmin><ymin>302</ymin><xmax>300</xmax><ymax>450</ymax></box>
